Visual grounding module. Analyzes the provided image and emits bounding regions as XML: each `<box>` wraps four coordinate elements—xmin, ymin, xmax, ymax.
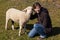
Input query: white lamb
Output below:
<box><xmin>5</xmin><ymin>6</ymin><xmax>32</xmax><ymax>36</ymax></box>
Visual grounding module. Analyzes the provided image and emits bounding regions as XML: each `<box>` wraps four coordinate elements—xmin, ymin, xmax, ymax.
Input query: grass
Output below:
<box><xmin>0</xmin><ymin>0</ymin><xmax>60</xmax><ymax>40</ymax></box>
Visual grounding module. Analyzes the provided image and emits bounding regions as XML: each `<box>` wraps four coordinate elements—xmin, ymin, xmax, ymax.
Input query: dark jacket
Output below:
<box><xmin>30</xmin><ymin>7</ymin><xmax>52</xmax><ymax>28</ymax></box>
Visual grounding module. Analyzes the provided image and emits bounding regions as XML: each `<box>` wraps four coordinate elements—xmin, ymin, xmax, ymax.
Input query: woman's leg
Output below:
<box><xmin>34</xmin><ymin>24</ymin><xmax>46</xmax><ymax>38</ymax></box>
<box><xmin>28</xmin><ymin>23</ymin><xmax>46</xmax><ymax>38</ymax></box>
<box><xmin>28</xmin><ymin>28</ymin><xmax>37</xmax><ymax>38</ymax></box>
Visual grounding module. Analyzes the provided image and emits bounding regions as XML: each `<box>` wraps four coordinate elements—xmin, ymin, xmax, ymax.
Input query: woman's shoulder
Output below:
<box><xmin>41</xmin><ymin>7</ymin><xmax>48</xmax><ymax>13</ymax></box>
<box><xmin>41</xmin><ymin>7</ymin><xmax>48</xmax><ymax>11</ymax></box>
<box><xmin>40</xmin><ymin>7</ymin><xmax>49</xmax><ymax>15</ymax></box>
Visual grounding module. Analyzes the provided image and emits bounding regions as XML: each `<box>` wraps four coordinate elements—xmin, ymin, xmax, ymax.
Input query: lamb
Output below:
<box><xmin>5</xmin><ymin>6</ymin><xmax>33</xmax><ymax>36</ymax></box>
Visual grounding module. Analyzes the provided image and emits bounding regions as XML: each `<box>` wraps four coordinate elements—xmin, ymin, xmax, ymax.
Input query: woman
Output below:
<box><xmin>28</xmin><ymin>2</ymin><xmax>52</xmax><ymax>39</ymax></box>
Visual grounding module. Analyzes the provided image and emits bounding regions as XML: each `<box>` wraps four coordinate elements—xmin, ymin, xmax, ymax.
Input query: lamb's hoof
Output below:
<box><xmin>18</xmin><ymin>34</ymin><xmax>20</xmax><ymax>36</ymax></box>
<box><xmin>5</xmin><ymin>28</ymin><xmax>7</xmax><ymax>30</ymax></box>
<box><xmin>12</xmin><ymin>29</ymin><xmax>14</xmax><ymax>30</ymax></box>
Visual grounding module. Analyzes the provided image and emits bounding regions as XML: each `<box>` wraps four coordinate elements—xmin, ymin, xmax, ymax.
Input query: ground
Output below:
<box><xmin>0</xmin><ymin>0</ymin><xmax>60</xmax><ymax>40</ymax></box>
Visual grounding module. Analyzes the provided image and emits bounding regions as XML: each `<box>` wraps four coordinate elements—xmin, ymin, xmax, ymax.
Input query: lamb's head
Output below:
<box><xmin>23</xmin><ymin>6</ymin><xmax>33</xmax><ymax>15</ymax></box>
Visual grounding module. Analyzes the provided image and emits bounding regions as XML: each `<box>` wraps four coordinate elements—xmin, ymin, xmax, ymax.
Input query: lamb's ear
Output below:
<box><xmin>22</xmin><ymin>8</ymin><xmax>27</xmax><ymax>12</ymax></box>
<box><xmin>23</xmin><ymin>9</ymin><xmax>27</xmax><ymax>12</ymax></box>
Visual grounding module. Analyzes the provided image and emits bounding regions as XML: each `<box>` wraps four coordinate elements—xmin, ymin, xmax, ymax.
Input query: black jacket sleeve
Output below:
<box><xmin>30</xmin><ymin>13</ymin><xmax>38</xmax><ymax>20</ymax></box>
<box><xmin>42</xmin><ymin>12</ymin><xmax>47</xmax><ymax>28</ymax></box>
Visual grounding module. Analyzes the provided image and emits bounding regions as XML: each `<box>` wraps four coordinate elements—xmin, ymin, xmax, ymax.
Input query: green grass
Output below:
<box><xmin>0</xmin><ymin>0</ymin><xmax>60</xmax><ymax>40</ymax></box>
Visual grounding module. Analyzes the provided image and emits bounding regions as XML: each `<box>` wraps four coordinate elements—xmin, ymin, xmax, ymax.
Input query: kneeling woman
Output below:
<box><xmin>28</xmin><ymin>2</ymin><xmax>52</xmax><ymax>39</ymax></box>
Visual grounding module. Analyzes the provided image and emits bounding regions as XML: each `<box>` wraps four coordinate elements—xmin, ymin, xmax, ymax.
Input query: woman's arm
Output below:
<box><xmin>30</xmin><ymin>13</ymin><xmax>38</xmax><ymax>20</ymax></box>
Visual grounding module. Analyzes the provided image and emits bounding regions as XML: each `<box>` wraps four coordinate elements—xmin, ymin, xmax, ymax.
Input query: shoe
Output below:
<box><xmin>40</xmin><ymin>35</ymin><xmax>46</xmax><ymax>38</ymax></box>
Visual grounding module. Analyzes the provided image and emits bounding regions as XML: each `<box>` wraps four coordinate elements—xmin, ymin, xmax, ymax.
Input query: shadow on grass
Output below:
<box><xmin>26</xmin><ymin>24</ymin><xmax>33</xmax><ymax>30</ymax></box>
<box><xmin>47</xmin><ymin>27</ymin><xmax>60</xmax><ymax>37</ymax></box>
<box><xmin>15</xmin><ymin>24</ymin><xmax>33</xmax><ymax>30</ymax></box>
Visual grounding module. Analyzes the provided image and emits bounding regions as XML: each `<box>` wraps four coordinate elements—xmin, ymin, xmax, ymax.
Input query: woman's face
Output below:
<box><xmin>34</xmin><ymin>6</ymin><xmax>41</xmax><ymax>13</ymax></box>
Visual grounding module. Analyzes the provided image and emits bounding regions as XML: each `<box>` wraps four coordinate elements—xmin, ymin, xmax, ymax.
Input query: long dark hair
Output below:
<box><xmin>32</xmin><ymin>2</ymin><xmax>41</xmax><ymax>9</ymax></box>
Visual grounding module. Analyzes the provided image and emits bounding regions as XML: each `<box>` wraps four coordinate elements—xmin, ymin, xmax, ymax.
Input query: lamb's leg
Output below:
<box><xmin>19</xmin><ymin>25</ymin><xmax>22</xmax><ymax>36</ymax></box>
<box><xmin>5</xmin><ymin>18</ymin><xmax>9</xmax><ymax>30</ymax></box>
<box><xmin>24</xmin><ymin>24</ymin><xmax>26</xmax><ymax>34</ymax></box>
<box><xmin>11</xmin><ymin>21</ymin><xmax>14</xmax><ymax>30</ymax></box>
<box><xmin>19</xmin><ymin>21</ymin><xmax>23</xmax><ymax>36</ymax></box>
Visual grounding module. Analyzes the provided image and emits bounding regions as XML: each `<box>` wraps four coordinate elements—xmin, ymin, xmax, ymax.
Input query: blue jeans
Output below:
<box><xmin>28</xmin><ymin>24</ymin><xmax>46</xmax><ymax>38</ymax></box>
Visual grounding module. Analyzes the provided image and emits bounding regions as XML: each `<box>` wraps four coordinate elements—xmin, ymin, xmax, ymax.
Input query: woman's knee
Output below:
<box><xmin>28</xmin><ymin>33</ymin><xmax>34</xmax><ymax>38</ymax></box>
<box><xmin>34</xmin><ymin>24</ymin><xmax>40</xmax><ymax>28</ymax></box>
<box><xmin>28</xmin><ymin>28</ymin><xmax>37</xmax><ymax>38</ymax></box>
<box><xmin>34</xmin><ymin>24</ymin><xmax>44</xmax><ymax>30</ymax></box>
